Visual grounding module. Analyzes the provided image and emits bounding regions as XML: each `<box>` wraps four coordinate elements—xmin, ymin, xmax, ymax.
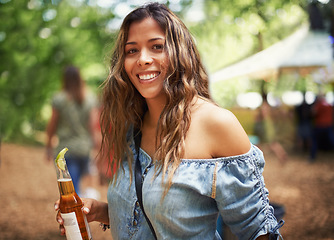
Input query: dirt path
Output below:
<box><xmin>1</xmin><ymin>143</ymin><xmax>334</xmax><ymax>239</ymax></box>
<box><xmin>0</xmin><ymin>143</ymin><xmax>110</xmax><ymax>240</ymax></box>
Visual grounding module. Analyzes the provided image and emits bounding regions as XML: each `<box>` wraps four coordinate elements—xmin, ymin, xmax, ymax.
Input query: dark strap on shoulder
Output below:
<box><xmin>134</xmin><ymin>129</ymin><xmax>157</xmax><ymax>239</ymax></box>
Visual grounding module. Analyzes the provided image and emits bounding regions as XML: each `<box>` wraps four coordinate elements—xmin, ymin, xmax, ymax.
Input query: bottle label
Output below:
<box><xmin>61</xmin><ymin>212</ymin><xmax>83</xmax><ymax>240</ymax></box>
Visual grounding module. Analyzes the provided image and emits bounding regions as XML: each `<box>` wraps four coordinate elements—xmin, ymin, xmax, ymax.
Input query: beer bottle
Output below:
<box><xmin>54</xmin><ymin>148</ymin><xmax>93</xmax><ymax>240</ymax></box>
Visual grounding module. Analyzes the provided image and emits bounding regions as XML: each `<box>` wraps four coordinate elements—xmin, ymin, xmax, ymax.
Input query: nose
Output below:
<box><xmin>137</xmin><ymin>49</ymin><xmax>153</xmax><ymax>66</ymax></box>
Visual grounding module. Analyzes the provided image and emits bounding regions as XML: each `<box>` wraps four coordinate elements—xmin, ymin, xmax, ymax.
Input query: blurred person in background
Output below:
<box><xmin>310</xmin><ymin>94</ymin><xmax>334</xmax><ymax>161</ymax></box>
<box><xmin>294</xmin><ymin>93</ymin><xmax>312</xmax><ymax>153</ymax></box>
<box><xmin>254</xmin><ymin>93</ymin><xmax>287</xmax><ymax>164</ymax></box>
<box><xmin>46</xmin><ymin>65</ymin><xmax>99</xmax><ymax>197</ymax></box>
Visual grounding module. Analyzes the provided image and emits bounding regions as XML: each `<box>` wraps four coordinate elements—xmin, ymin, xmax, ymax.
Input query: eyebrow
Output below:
<box><xmin>125</xmin><ymin>37</ymin><xmax>165</xmax><ymax>46</ymax></box>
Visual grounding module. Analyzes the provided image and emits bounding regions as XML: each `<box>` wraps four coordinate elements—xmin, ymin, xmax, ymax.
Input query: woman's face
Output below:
<box><xmin>124</xmin><ymin>17</ymin><xmax>169</xmax><ymax>101</ymax></box>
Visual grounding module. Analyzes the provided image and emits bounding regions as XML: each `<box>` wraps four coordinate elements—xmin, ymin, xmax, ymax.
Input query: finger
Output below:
<box><xmin>83</xmin><ymin>206</ymin><xmax>90</xmax><ymax>214</ymax></box>
<box><xmin>59</xmin><ymin>224</ymin><xmax>66</xmax><ymax>236</ymax></box>
<box><xmin>82</xmin><ymin>198</ymin><xmax>95</xmax><ymax>222</ymax></box>
<box><xmin>54</xmin><ymin>200</ymin><xmax>60</xmax><ymax>211</ymax></box>
<box><xmin>56</xmin><ymin>211</ymin><xmax>64</xmax><ymax>225</ymax></box>
<box><xmin>82</xmin><ymin>198</ymin><xmax>93</xmax><ymax>214</ymax></box>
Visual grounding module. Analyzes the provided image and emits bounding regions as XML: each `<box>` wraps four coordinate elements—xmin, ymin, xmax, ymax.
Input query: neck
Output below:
<box><xmin>144</xmin><ymin>96</ymin><xmax>166</xmax><ymax>129</ymax></box>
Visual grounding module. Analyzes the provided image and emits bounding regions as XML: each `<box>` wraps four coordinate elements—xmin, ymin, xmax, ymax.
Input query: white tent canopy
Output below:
<box><xmin>210</xmin><ymin>25</ymin><xmax>333</xmax><ymax>83</ymax></box>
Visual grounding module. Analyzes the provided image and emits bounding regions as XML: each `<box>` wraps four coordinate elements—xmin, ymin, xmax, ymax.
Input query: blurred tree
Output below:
<box><xmin>190</xmin><ymin>0</ymin><xmax>309</xmax><ymax>73</ymax></box>
<box><xmin>189</xmin><ymin>0</ymin><xmax>312</xmax><ymax>107</ymax></box>
<box><xmin>0</xmin><ymin>0</ymin><xmax>114</xmax><ymax>143</ymax></box>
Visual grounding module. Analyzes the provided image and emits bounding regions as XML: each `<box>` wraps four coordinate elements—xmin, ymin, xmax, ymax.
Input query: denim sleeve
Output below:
<box><xmin>214</xmin><ymin>145</ymin><xmax>284</xmax><ymax>240</ymax></box>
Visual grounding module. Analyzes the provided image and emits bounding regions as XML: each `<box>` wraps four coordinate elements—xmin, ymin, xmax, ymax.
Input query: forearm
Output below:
<box><xmin>46</xmin><ymin>108</ymin><xmax>59</xmax><ymax>148</ymax></box>
<box><xmin>46</xmin><ymin>127</ymin><xmax>56</xmax><ymax>148</ymax></box>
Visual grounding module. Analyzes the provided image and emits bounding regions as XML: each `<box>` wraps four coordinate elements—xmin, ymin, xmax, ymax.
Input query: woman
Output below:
<box><xmin>55</xmin><ymin>3</ymin><xmax>283</xmax><ymax>239</ymax></box>
<box><xmin>47</xmin><ymin>65</ymin><xmax>98</xmax><ymax>196</ymax></box>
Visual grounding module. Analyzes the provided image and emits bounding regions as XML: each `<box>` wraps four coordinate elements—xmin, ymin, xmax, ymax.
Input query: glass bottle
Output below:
<box><xmin>54</xmin><ymin>148</ymin><xmax>93</xmax><ymax>240</ymax></box>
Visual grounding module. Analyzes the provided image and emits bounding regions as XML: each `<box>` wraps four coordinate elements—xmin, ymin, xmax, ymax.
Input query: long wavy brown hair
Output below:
<box><xmin>100</xmin><ymin>3</ymin><xmax>211</xmax><ymax>194</ymax></box>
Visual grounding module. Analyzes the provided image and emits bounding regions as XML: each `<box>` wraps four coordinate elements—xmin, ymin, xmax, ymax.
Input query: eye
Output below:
<box><xmin>126</xmin><ymin>48</ymin><xmax>138</xmax><ymax>55</ymax></box>
<box><xmin>153</xmin><ymin>44</ymin><xmax>164</xmax><ymax>50</ymax></box>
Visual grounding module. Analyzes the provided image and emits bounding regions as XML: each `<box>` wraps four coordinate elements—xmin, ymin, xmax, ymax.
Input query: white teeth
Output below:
<box><xmin>139</xmin><ymin>73</ymin><xmax>158</xmax><ymax>80</ymax></box>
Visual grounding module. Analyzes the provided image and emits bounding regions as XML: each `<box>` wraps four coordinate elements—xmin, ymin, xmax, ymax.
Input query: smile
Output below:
<box><xmin>138</xmin><ymin>72</ymin><xmax>160</xmax><ymax>80</ymax></box>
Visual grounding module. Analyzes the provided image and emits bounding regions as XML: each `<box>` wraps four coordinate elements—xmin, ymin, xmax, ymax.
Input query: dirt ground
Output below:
<box><xmin>1</xmin><ymin>142</ymin><xmax>334</xmax><ymax>240</ymax></box>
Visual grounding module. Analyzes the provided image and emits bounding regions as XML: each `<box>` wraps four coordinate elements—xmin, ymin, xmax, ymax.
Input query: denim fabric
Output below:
<box><xmin>107</xmin><ymin>137</ymin><xmax>283</xmax><ymax>240</ymax></box>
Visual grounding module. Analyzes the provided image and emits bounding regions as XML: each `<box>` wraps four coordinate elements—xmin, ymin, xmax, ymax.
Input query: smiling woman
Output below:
<box><xmin>124</xmin><ymin>18</ymin><xmax>168</xmax><ymax>101</ymax></box>
<box><xmin>54</xmin><ymin>3</ymin><xmax>284</xmax><ymax>240</ymax></box>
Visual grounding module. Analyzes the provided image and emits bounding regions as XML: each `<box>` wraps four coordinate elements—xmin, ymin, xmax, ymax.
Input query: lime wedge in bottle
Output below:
<box><xmin>55</xmin><ymin>147</ymin><xmax>68</xmax><ymax>171</ymax></box>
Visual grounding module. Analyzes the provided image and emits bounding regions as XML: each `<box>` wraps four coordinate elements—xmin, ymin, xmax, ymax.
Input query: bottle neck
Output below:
<box><xmin>57</xmin><ymin>178</ymin><xmax>75</xmax><ymax>195</ymax></box>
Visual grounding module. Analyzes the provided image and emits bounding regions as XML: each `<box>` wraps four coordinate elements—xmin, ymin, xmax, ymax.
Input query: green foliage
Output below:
<box><xmin>0</xmin><ymin>0</ymin><xmax>114</xmax><ymax>143</ymax></box>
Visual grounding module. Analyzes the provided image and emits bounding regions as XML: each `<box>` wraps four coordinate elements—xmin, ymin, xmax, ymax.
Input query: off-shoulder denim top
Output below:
<box><xmin>107</xmin><ymin>131</ymin><xmax>284</xmax><ymax>240</ymax></box>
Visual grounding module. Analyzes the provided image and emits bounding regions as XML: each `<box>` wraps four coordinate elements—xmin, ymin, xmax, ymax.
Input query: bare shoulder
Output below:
<box><xmin>192</xmin><ymin>99</ymin><xmax>251</xmax><ymax>158</ymax></box>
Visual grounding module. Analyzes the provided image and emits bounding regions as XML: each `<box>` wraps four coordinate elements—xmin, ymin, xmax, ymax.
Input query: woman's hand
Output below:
<box><xmin>54</xmin><ymin>198</ymin><xmax>97</xmax><ymax>236</ymax></box>
<box><xmin>54</xmin><ymin>198</ymin><xmax>109</xmax><ymax>235</ymax></box>
<box><xmin>80</xmin><ymin>198</ymin><xmax>100</xmax><ymax>223</ymax></box>
<box><xmin>54</xmin><ymin>199</ymin><xmax>65</xmax><ymax>236</ymax></box>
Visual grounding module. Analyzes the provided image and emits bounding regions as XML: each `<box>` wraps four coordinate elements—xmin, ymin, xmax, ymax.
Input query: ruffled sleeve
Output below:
<box><xmin>214</xmin><ymin>145</ymin><xmax>284</xmax><ymax>240</ymax></box>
